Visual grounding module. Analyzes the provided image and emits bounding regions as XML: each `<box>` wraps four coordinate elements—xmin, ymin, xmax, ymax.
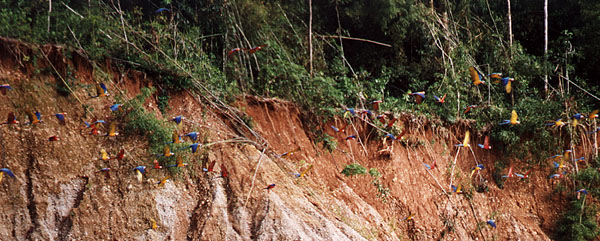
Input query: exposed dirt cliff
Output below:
<box><xmin>0</xmin><ymin>38</ymin><xmax>565</xmax><ymax>240</ymax></box>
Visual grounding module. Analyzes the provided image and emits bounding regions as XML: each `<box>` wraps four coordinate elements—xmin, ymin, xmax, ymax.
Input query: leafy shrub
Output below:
<box><xmin>341</xmin><ymin>163</ymin><xmax>366</xmax><ymax>176</ymax></box>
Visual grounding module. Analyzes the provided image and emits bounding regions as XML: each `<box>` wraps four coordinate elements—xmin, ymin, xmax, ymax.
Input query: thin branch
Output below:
<box><xmin>316</xmin><ymin>35</ymin><xmax>392</xmax><ymax>47</ymax></box>
<box><xmin>61</xmin><ymin>2</ymin><xmax>84</xmax><ymax>19</ymax></box>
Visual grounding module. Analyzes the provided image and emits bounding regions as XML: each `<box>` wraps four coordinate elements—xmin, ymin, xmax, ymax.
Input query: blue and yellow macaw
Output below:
<box><xmin>572</xmin><ymin>113</ymin><xmax>585</xmax><ymax>127</ymax></box>
<box><xmin>277</xmin><ymin>148</ymin><xmax>301</xmax><ymax>158</ymax></box>
<box><xmin>95</xmin><ymin>167</ymin><xmax>111</xmax><ymax>178</ymax></box>
<box><xmin>488</xmin><ymin>73</ymin><xmax>502</xmax><ymax>82</ymax></box>
<box><xmin>183</xmin><ymin>143</ymin><xmax>201</xmax><ymax>153</ymax></box>
<box><xmin>84</xmin><ymin>119</ymin><xmax>105</xmax><ymax>128</ymax></box>
<box><xmin>385</xmin><ymin>133</ymin><xmax>396</xmax><ymax>141</ymax></box>
<box><xmin>344</xmin><ymin>108</ymin><xmax>356</xmax><ymax>118</ymax></box>
<box><xmin>574</xmin><ymin>157</ymin><xmax>585</xmax><ymax>164</ymax></box>
<box><xmin>370</xmin><ymin>100</ymin><xmax>382</xmax><ymax>111</ymax></box>
<box><xmin>501</xmin><ymin>77</ymin><xmax>514</xmax><ymax>94</ymax></box>
<box><xmin>470</xmin><ymin>164</ymin><xmax>484</xmax><ymax>177</ymax></box>
<box><xmin>434</xmin><ymin>94</ymin><xmax>446</xmax><ymax>104</ymax></box>
<box><xmin>469</xmin><ymin>67</ymin><xmax>486</xmax><ymax>86</ymax></box>
<box><xmin>134</xmin><ymin>166</ymin><xmax>146</xmax><ymax>182</ymax></box>
<box><xmin>0</xmin><ymin>83</ymin><xmax>11</xmax><ymax>95</ymax></box>
<box><xmin>106</xmin><ymin>122</ymin><xmax>118</xmax><ymax>137</ymax></box>
<box><xmin>157</xmin><ymin>176</ymin><xmax>170</xmax><ymax>187</ymax></box>
<box><xmin>455</xmin><ymin>130</ymin><xmax>470</xmax><ymax>148</ymax></box>
<box><xmin>589</xmin><ymin>109</ymin><xmax>599</xmax><ymax>120</ymax></box>
<box><xmin>91</xmin><ymin>83</ymin><xmax>108</xmax><ymax>98</ymax></box>
<box><xmin>1</xmin><ymin>112</ymin><xmax>18</xmax><ymax>125</ymax></box>
<box><xmin>292</xmin><ymin>164</ymin><xmax>313</xmax><ymax>178</ymax></box>
<box><xmin>486</xmin><ymin>220</ymin><xmax>497</xmax><ymax>228</ymax></box>
<box><xmin>0</xmin><ymin>168</ymin><xmax>15</xmax><ymax>183</ymax></box>
<box><xmin>553</xmin><ymin>160</ymin><xmax>566</xmax><ymax>169</ymax></box>
<box><xmin>545</xmin><ymin>119</ymin><xmax>565</xmax><ymax>127</ymax></box>
<box><xmin>403</xmin><ymin>214</ymin><xmax>414</xmax><ymax>221</ymax></box>
<box><xmin>171</xmin><ymin>116</ymin><xmax>184</xmax><ymax>127</ymax></box>
<box><xmin>27</xmin><ymin>111</ymin><xmax>42</xmax><ymax>125</ymax></box>
<box><xmin>451</xmin><ymin>184</ymin><xmax>463</xmax><ymax>194</ymax></box>
<box><xmin>162</xmin><ymin>145</ymin><xmax>174</xmax><ymax>157</ymax></box>
<box><xmin>168</xmin><ymin>155</ymin><xmax>188</xmax><ymax>168</ymax></box>
<box><xmin>499</xmin><ymin>110</ymin><xmax>520</xmax><ymax>125</ymax></box>
<box><xmin>576</xmin><ymin>189</ymin><xmax>589</xmax><ymax>199</ymax></box>
<box><xmin>477</xmin><ymin>136</ymin><xmax>492</xmax><ymax>150</ymax></box>
<box><xmin>100</xmin><ymin>149</ymin><xmax>110</xmax><ymax>161</ymax></box>
<box><xmin>408</xmin><ymin>91</ymin><xmax>426</xmax><ymax>104</ymax></box>
<box><xmin>54</xmin><ymin>113</ymin><xmax>67</xmax><ymax>125</ymax></box>
<box><xmin>150</xmin><ymin>218</ymin><xmax>158</xmax><ymax>230</ymax></box>
<box><xmin>185</xmin><ymin>132</ymin><xmax>199</xmax><ymax>141</ymax></box>
<box><xmin>171</xmin><ymin>131</ymin><xmax>183</xmax><ymax>144</ymax></box>
<box><xmin>109</xmin><ymin>104</ymin><xmax>122</xmax><ymax>112</ymax></box>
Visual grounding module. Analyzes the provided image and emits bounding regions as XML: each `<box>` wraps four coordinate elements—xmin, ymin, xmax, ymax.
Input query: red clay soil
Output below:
<box><xmin>0</xmin><ymin>37</ymin><xmax>572</xmax><ymax>240</ymax></box>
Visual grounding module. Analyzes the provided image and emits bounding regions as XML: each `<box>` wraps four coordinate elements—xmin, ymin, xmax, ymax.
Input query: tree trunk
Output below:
<box><xmin>308</xmin><ymin>0</ymin><xmax>313</xmax><ymax>78</ymax></box>
<box><xmin>507</xmin><ymin>0</ymin><xmax>513</xmax><ymax>48</ymax></box>
<box><xmin>544</xmin><ymin>0</ymin><xmax>548</xmax><ymax>95</ymax></box>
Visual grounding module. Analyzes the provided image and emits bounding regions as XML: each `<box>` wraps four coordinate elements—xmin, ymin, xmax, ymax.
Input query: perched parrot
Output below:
<box><xmin>572</xmin><ymin>113</ymin><xmax>585</xmax><ymax>127</ymax></box>
<box><xmin>408</xmin><ymin>91</ymin><xmax>426</xmax><ymax>104</ymax></box>
<box><xmin>107</xmin><ymin>122</ymin><xmax>118</xmax><ymax>137</ymax></box>
<box><xmin>463</xmin><ymin>105</ymin><xmax>479</xmax><ymax>114</ymax></box>
<box><xmin>0</xmin><ymin>168</ymin><xmax>15</xmax><ymax>183</ymax></box>
<box><xmin>220</xmin><ymin>164</ymin><xmax>228</xmax><ymax>178</ymax></box>
<box><xmin>153</xmin><ymin>160</ymin><xmax>163</xmax><ymax>169</ymax></box>
<box><xmin>113</xmin><ymin>149</ymin><xmax>125</xmax><ymax>161</ymax></box>
<box><xmin>470</xmin><ymin>164</ymin><xmax>484</xmax><ymax>177</ymax></box>
<box><xmin>469</xmin><ymin>67</ymin><xmax>485</xmax><ymax>86</ymax></box>
<box><xmin>1</xmin><ymin>112</ymin><xmax>18</xmax><ymax>125</ymax></box>
<box><xmin>562</xmin><ymin>149</ymin><xmax>573</xmax><ymax>162</ymax></box>
<box><xmin>451</xmin><ymin>184</ymin><xmax>463</xmax><ymax>194</ymax></box>
<box><xmin>0</xmin><ymin>83</ymin><xmax>11</xmax><ymax>95</ymax></box>
<box><xmin>477</xmin><ymin>136</ymin><xmax>492</xmax><ymax>149</ymax></box>
<box><xmin>501</xmin><ymin>77</ymin><xmax>514</xmax><ymax>94</ymax></box>
<box><xmin>157</xmin><ymin>176</ymin><xmax>170</xmax><ymax>187</ymax></box>
<box><xmin>185</xmin><ymin>132</ymin><xmax>199</xmax><ymax>141</ymax></box>
<box><xmin>278</xmin><ymin>148</ymin><xmax>301</xmax><ymax>158</ymax></box>
<box><xmin>171</xmin><ymin>131</ymin><xmax>183</xmax><ymax>144</ymax></box>
<box><xmin>100</xmin><ymin>149</ymin><xmax>110</xmax><ymax>161</ymax></box>
<box><xmin>48</xmin><ymin>136</ymin><xmax>60</xmax><ymax>142</ymax></box>
<box><xmin>265</xmin><ymin>184</ymin><xmax>276</xmax><ymax>191</ymax></box>
<box><xmin>203</xmin><ymin>160</ymin><xmax>216</xmax><ymax>172</ymax></box>
<box><xmin>423</xmin><ymin>160</ymin><xmax>436</xmax><ymax>170</ymax></box>
<box><xmin>499</xmin><ymin>110</ymin><xmax>520</xmax><ymax>125</ymax></box>
<box><xmin>247</xmin><ymin>44</ymin><xmax>267</xmax><ymax>54</ymax></box>
<box><xmin>376</xmin><ymin>115</ymin><xmax>386</xmax><ymax>124</ymax></box>
<box><xmin>27</xmin><ymin>111</ymin><xmax>42</xmax><ymax>125</ymax></box>
<box><xmin>455</xmin><ymin>130</ymin><xmax>470</xmax><ymax>148</ymax></box>
<box><xmin>155</xmin><ymin>8</ymin><xmax>170</xmax><ymax>13</ymax></box>
<box><xmin>434</xmin><ymin>94</ymin><xmax>447</xmax><ymax>104</ymax></box>
<box><xmin>370</xmin><ymin>100</ymin><xmax>382</xmax><ymax>111</ymax></box>
<box><xmin>486</xmin><ymin>220</ymin><xmax>497</xmax><ymax>228</ymax></box>
<box><xmin>228</xmin><ymin>48</ymin><xmax>243</xmax><ymax>56</ymax></box>
<box><xmin>109</xmin><ymin>104</ymin><xmax>122</xmax><ymax>112</ymax></box>
<box><xmin>91</xmin><ymin>83</ymin><xmax>108</xmax><ymax>98</ymax></box>
<box><xmin>168</xmin><ymin>155</ymin><xmax>188</xmax><ymax>168</ymax></box>
<box><xmin>54</xmin><ymin>113</ymin><xmax>67</xmax><ymax>125</ymax></box>
<box><xmin>515</xmin><ymin>169</ymin><xmax>532</xmax><ymax>179</ymax></box>
<box><xmin>545</xmin><ymin>119</ymin><xmax>565</xmax><ymax>127</ymax></box>
<box><xmin>162</xmin><ymin>145</ymin><xmax>175</xmax><ymax>157</ymax></box>
<box><xmin>134</xmin><ymin>166</ymin><xmax>146</xmax><ymax>182</ymax></box>
<box><xmin>345</xmin><ymin>135</ymin><xmax>357</xmax><ymax>141</ymax></box>
<box><xmin>589</xmin><ymin>110</ymin><xmax>599</xmax><ymax>120</ymax></box>
<box><xmin>502</xmin><ymin>166</ymin><xmax>514</xmax><ymax>178</ymax></box>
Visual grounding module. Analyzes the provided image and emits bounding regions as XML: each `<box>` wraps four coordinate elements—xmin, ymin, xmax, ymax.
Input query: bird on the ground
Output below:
<box><xmin>134</xmin><ymin>166</ymin><xmax>146</xmax><ymax>182</ymax></box>
<box><xmin>0</xmin><ymin>168</ymin><xmax>15</xmax><ymax>183</ymax></box>
<box><xmin>48</xmin><ymin>135</ymin><xmax>59</xmax><ymax>142</ymax></box>
<box><xmin>499</xmin><ymin>110</ymin><xmax>520</xmax><ymax>125</ymax></box>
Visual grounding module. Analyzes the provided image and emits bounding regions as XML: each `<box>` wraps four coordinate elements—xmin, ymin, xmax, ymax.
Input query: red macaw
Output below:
<box><xmin>48</xmin><ymin>136</ymin><xmax>60</xmax><ymax>142</ymax></box>
<box><xmin>228</xmin><ymin>48</ymin><xmax>244</xmax><ymax>56</ymax></box>
<box><xmin>387</xmin><ymin>117</ymin><xmax>397</xmax><ymax>128</ymax></box>
<box><xmin>408</xmin><ymin>91</ymin><xmax>426</xmax><ymax>104</ymax></box>
<box><xmin>153</xmin><ymin>159</ymin><xmax>163</xmax><ymax>169</ymax></box>
<box><xmin>469</xmin><ymin>67</ymin><xmax>485</xmax><ymax>85</ymax></box>
<box><xmin>370</xmin><ymin>100</ymin><xmax>382</xmax><ymax>111</ymax></box>
<box><xmin>502</xmin><ymin>165</ymin><xmax>514</xmax><ymax>178</ymax></box>
<box><xmin>113</xmin><ymin>149</ymin><xmax>125</xmax><ymax>161</ymax></box>
<box><xmin>515</xmin><ymin>169</ymin><xmax>532</xmax><ymax>179</ymax></box>
<box><xmin>345</xmin><ymin>135</ymin><xmax>357</xmax><ymax>141</ymax></box>
<box><xmin>220</xmin><ymin>164</ymin><xmax>228</xmax><ymax>178</ymax></box>
<box><xmin>203</xmin><ymin>160</ymin><xmax>216</xmax><ymax>172</ymax></box>
<box><xmin>423</xmin><ymin>160</ymin><xmax>436</xmax><ymax>170</ymax></box>
<box><xmin>265</xmin><ymin>183</ymin><xmax>276</xmax><ymax>191</ymax></box>
<box><xmin>434</xmin><ymin>94</ymin><xmax>446</xmax><ymax>104</ymax></box>
<box><xmin>247</xmin><ymin>44</ymin><xmax>267</xmax><ymax>54</ymax></box>
<box><xmin>549</xmin><ymin>171</ymin><xmax>567</xmax><ymax>179</ymax></box>
<box><xmin>0</xmin><ymin>83</ymin><xmax>11</xmax><ymax>95</ymax></box>
<box><xmin>589</xmin><ymin>110</ymin><xmax>599</xmax><ymax>120</ymax></box>
<box><xmin>1</xmin><ymin>112</ymin><xmax>18</xmax><ymax>125</ymax></box>
<box><xmin>463</xmin><ymin>105</ymin><xmax>479</xmax><ymax>114</ymax></box>
<box><xmin>376</xmin><ymin>115</ymin><xmax>386</xmax><ymax>124</ymax></box>
<box><xmin>477</xmin><ymin>136</ymin><xmax>491</xmax><ymax>149</ymax></box>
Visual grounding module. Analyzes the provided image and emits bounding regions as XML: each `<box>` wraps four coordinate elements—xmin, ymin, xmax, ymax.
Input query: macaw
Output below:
<box><xmin>265</xmin><ymin>183</ymin><xmax>276</xmax><ymax>191</ymax></box>
<box><xmin>486</xmin><ymin>220</ymin><xmax>497</xmax><ymax>228</ymax></box>
<box><xmin>27</xmin><ymin>111</ymin><xmax>42</xmax><ymax>125</ymax></box>
<box><xmin>423</xmin><ymin>160</ymin><xmax>436</xmax><ymax>170</ymax></box>
<box><xmin>278</xmin><ymin>148</ymin><xmax>301</xmax><ymax>158</ymax></box>
<box><xmin>470</xmin><ymin>164</ymin><xmax>484</xmax><ymax>177</ymax></box>
<box><xmin>576</xmin><ymin>189</ymin><xmax>589</xmax><ymax>199</ymax></box>
<box><xmin>1</xmin><ymin>112</ymin><xmax>18</xmax><ymax>125</ymax></box>
<box><xmin>297</xmin><ymin>164</ymin><xmax>313</xmax><ymax>178</ymax></box>
<box><xmin>552</xmin><ymin>161</ymin><xmax>566</xmax><ymax>169</ymax></box>
<box><xmin>455</xmin><ymin>130</ymin><xmax>470</xmax><ymax>148</ymax></box>
<box><xmin>562</xmin><ymin>149</ymin><xmax>573</xmax><ymax>162</ymax></box>
<box><xmin>387</xmin><ymin>117</ymin><xmax>397</xmax><ymax>128</ymax></box>
<box><xmin>589</xmin><ymin>109</ymin><xmax>599</xmax><ymax>120</ymax></box>
<box><xmin>83</xmin><ymin>119</ymin><xmax>105</xmax><ymax>128</ymax></box>
<box><xmin>385</xmin><ymin>133</ymin><xmax>396</xmax><ymax>141</ymax></box>
<box><xmin>157</xmin><ymin>176</ymin><xmax>170</xmax><ymax>187</ymax></box>
<box><xmin>502</xmin><ymin>166</ymin><xmax>514</xmax><ymax>178</ymax></box>
<box><xmin>572</xmin><ymin>113</ymin><xmax>585</xmax><ymax>127</ymax></box>
<box><xmin>155</xmin><ymin>8</ymin><xmax>170</xmax><ymax>13</ymax></box>
<box><xmin>171</xmin><ymin>131</ymin><xmax>183</xmax><ymax>144</ymax></box>
<box><xmin>0</xmin><ymin>83</ymin><xmax>11</xmax><ymax>95</ymax></box>
<box><xmin>501</xmin><ymin>77</ymin><xmax>514</xmax><ymax>94</ymax></box>
<box><xmin>403</xmin><ymin>214</ymin><xmax>414</xmax><ymax>221</ymax></box>
<box><xmin>185</xmin><ymin>132</ymin><xmax>199</xmax><ymax>141</ymax></box>
<box><xmin>488</xmin><ymin>73</ymin><xmax>503</xmax><ymax>82</ymax></box>
<box><xmin>100</xmin><ymin>149</ymin><xmax>110</xmax><ymax>161</ymax></box>
<box><xmin>0</xmin><ymin>168</ymin><xmax>15</xmax><ymax>183</ymax></box>
<box><xmin>331</xmin><ymin>125</ymin><xmax>340</xmax><ymax>132</ymax></box>
<box><xmin>434</xmin><ymin>94</ymin><xmax>447</xmax><ymax>104</ymax></box>
<box><xmin>545</xmin><ymin>119</ymin><xmax>565</xmax><ymax>127</ymax></box>
<box><xmin>477</xmin><ymin>136</ymin><xmax>491</xmax><ymax>150</ymax></box>
<box><xmin>344</xmin><ymin>108</ymin><xmax>356</xmax><ymax>117</ymax></box>
<box><xmin>95</xmin><ymin>167</ymin><xmax>110</xmax><ymax>178</ymax></box>
<box><xmin>109</xmin><ymin>104</ymin><xmax>122</xmax><ymax>112</ymax></box>
<box><xmin>463</xmin><ymin>105</ymin><xmax>479</xmax><ymax>114</ymax></box>
<box><xmin>376</xmin><ymin>115</ymin><xmax>386</xmax><ymax>124</ymax></box>
<box><xmin>203</xmin><ymin>160</ymin><xmax>216</xmax><ymax>172</ymax></box>
<box><xmin>220</xmin><ymin>164</ymin><xmax>228</xmax><ymax>178</ymax></box>
<box><xmin>574</xmin><ymin>157</ymin><xmax>585</xmax><ymax>164</ymax></box>
<box><xmin>370</xmin><ymin>100</ymin><xmax>382</xmax><ymax>111</ymax></box>
<box><xmin>549</xmin><ymin>172</ymin><xmax>567</xmax><ymax>179</ymax></box>
<box><xmin>515</xmin><ymin>169</ymin><xmax>532</xmax><ymax>179</ymax></box>
<box><xmin>171</xmin><ymin>116</ymin><xmax>184</xmax><ymax>127</ymax></box>
<box><xmin>54</xmin><ymin>113</ymin><xmax>67</xmax><ymax>125</ymax></box>
<box><xmin>360</xmin><ymin>110</ymin><xmax>373</xmax><ymax>118</ymax></box>
<box><xmin>228</xmin><ymin>48</ymin><xmax>243</xmax><ymax>56</ymax></box>
<box><xmin>134</xmin><ymin>166</ymin><xmax>146</xmax><ymax>182</ymax></box>
<box><xmin>408</xmin><ymin>91</ymin><xmax>426</xmax><ymax>104</ymax></box>
<box><xmin>91</xmin><ymin>83</ymin><xmax>108</xmax><ymax>98</ymax></box>
<box><xmin>162</xmin><ymin>145</ymin><xmax>174</xmax><ymax>157</ymax></box>
<box><xmin>499</xmin><ymin>110</ymin><xmax>520</xmax><ymax>125</ymax></box>
<box><xmin>153</xmin><ymin>159</ymin><xmax>163</xmax><ymax>169</ymax></box>
<box><xmin>345</xmin><ymin>135</ymin><xmax>357</xmax><ymax>141</ymax></box>
<box><xmin>107</xmin><ymin>122</ymin><xmax>118</xmax><ymax>137</ymax></box>
<box><xmin>247</xmin><ymin>44</ymin><xmax>267</xmax><ymax>54</ymax></box>
<box><xmin>451</xmin><ymin>184</ymin><xmax>463</xmax><ymax>194</ymax></box>
<box><xmin>113</xmin><ymin>149</ymin><xmax>125</xmax><ymax>161</ymax></box>
<box><xmin>184</xmin><ymin>143</ymin><xmax>201</xmax><ymax>153</ymax></box>
<box><xmin>48</xmin><ymin>136</ymin><xmax>59</xmax><ymax>142</ymax></box>
<box><xmin>469</xmin><ymin>67</ymin><xmax>485</xmax><ymax>85</ymax></box>
<box><xmin>150</xmin><ymin>218</ymin><xmax>158</xmax><ymax>230</ymax></box>
<box><xmin>168</xmin><ymin>155</ymin><xmax>188</xmax><ymax>168</ymax></box>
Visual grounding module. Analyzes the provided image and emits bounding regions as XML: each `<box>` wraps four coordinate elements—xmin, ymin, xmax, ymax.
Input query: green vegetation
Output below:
<box><xmin>341</xmin><ymin>163</ymin><xmax>366</xmax><ymax>177</ymax></box>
